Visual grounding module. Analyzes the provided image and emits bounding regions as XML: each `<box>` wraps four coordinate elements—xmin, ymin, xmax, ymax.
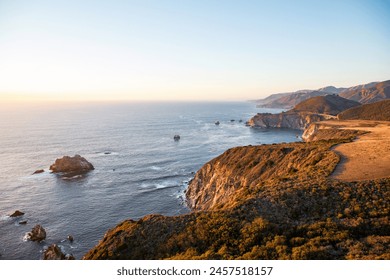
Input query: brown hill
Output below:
<box><xmin>339</xmin><ymin>80</ymin><xmax>390</xmax><ymax>104</ymax></box>
<box><xmin>291</xmin><ymin>95</ymin><xmax>360</xmax><ymax>115</ymax></box>
<box><xmin>338</xmin><ymin>100</ymin><xmax>390</xmax><ymax>121</ymax></box>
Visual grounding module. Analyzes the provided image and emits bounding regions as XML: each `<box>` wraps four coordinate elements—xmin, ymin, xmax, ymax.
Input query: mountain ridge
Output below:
<box><xmin>256</xmin><ymin>80</ymin><xmax>388</xmax><ymax>109</ymax></box>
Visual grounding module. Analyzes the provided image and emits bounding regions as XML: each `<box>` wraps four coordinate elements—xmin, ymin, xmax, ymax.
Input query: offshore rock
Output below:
<box><xmin>49</xmin><ymin>155</ymin><xmax>94</xmax><ymax>174</ymax></box>
<box><xmin>43</xmin><ymin>244</ymin><xmax>75</xmax><ymax>260</ymax></box>
<box><xmin>10</xmin><ymin>210</ymin><xmax>24</xmax><ymax>217</ymax></box>
<box><xmin>27</xmin><ymin>225</ymin><xmax>46</xmax><ymax>242</ymax></box>
<box><xmin>33</xmin><ymin>169</ymin><xmax>44</xmax><ymax>175</ymax></box>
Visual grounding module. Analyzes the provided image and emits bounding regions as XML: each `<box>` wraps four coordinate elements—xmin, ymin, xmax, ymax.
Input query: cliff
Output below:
<box><xmin>84</xmin><ymin>136</ymin><xmax>390</xmax><ymax>260</ymax></box>
<box><xmin>247</xmin><ymin>111</ymin><xmax>332</xmax><ymax>130</ymax></box>
<box><xmin>302</xmin><ymin>122</ymin><xmax>364</xmax><ymax>142</ymax></box>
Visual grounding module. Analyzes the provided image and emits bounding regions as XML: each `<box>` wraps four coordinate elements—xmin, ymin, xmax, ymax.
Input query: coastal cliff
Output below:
<box><xmin>302</xmin><ymin>122</ymin><xmax>364</xmax><ymax>142</ymax></box>
<box><xmin>84</xmin><ymin>133</ymin><xmax>389</xmax><ymax>259</ymax></box>
<box><xmin>246</xmin><ymin>112</ymin><xmax>330</xmax><ymax>130</ymax></box>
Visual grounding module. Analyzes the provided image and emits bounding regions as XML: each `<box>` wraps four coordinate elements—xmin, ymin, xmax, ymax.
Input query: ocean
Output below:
<box><xmin>0</xmin><ymin>101</ymin><xmax>301</xmax><ymax>259</ymax></box>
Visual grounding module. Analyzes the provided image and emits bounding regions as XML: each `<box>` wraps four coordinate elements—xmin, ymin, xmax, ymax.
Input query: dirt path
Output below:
<box><xmin>321</xmin><ymin>120</ymin><xmax>390</xmax><ymax>181</ymax></box>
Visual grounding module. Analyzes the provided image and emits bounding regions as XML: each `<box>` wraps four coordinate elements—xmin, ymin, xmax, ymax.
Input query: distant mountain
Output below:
<box><xmin>317</xmin><ymin>86</ymin><xmax>346</xmax><ymax>94</ymax></box>
<box><xmin>256</xmin><ymin>87</ymin><xmax>345</xmax><ymax>109</ymax></box>
<box><xmin>291</xmin><ymin>95</ymin><xmax>360</xmax><ymax>115</ymax></box>
<box><xmin>256</xmin><ymin>90</ymin><xmax>334</xmax><ymax>109</ymax></box>
<box><xmin>338</xmin><ymin>99</ymin><xmax>390</xmax><ymax>121</ymax></box>
<box><xmin>255</xmin><ymin>80</ymin><xmax>389</xmax><ymax>109</ymax></box>
<box><xmin>339</xmin><ymin>80</ymin><xmax>390</xmax><ymax>104</ymax></box>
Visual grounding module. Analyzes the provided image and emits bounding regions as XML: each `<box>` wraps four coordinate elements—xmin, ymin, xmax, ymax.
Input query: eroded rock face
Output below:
<box><xmin>43</xmin><ymin>244</ymin><xmax>75</xmax><ymax>260</ymax></box>
<box><xmin>246</xmin><ymin>112</ymin><xmax>331</xmax><ymax>130</ymax></box>
<box><xmin>186</xmin><ymin>142</ymin><xmax>340</xmax><ymax>211</ymax></box>
<box><xmin>27</xmin><ymin>225</ymin><xmax>46</xmax><ymax>242</ymax></box>
<box><xmin>302</xmin><ymin>122</ymin><xmax>363</xmax><ymax>142</ymax></box>
<box><xmin>49</xmin><ymin>155</ymin><xmax>94</xmax><ymax>174</ymax></box>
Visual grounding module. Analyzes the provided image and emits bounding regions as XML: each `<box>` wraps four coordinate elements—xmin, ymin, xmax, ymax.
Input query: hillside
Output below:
<box><xmin>338</xmin><ymin>100</ymin><xmax>390</xmax><ymax>121</ymax></box>
<box><xmin>291</xmin><ymin>95</ymin><xmax>360</xmax><ymax>115</ymax></box>
<box><xmin>255</xmin><ymin>80</ymin><xmax>388</xmax><ymax>109</ymax></box>
<box><xmin>84</xmin><ymin>136</ymin><xmax>390</xmax><ymax>260</ymax></box>
<box><xmin>256</xmin><ymin>90</ymin><xmax>336</xmax><ymax>109</ymax></box>
<box><xmin>339</xmin><ymin>81</ymin><xmax>389</xmax><ymax>104</ymax></box>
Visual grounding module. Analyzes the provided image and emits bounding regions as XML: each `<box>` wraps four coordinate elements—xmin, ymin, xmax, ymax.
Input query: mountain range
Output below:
<box><xmin>255</xmin><ymin>80</ymin><xmax>390</xmax><ymax>109</ymax></box>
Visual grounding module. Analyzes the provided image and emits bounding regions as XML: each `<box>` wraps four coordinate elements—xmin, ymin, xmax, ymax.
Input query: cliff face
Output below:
<box><xmin>302</xmin><ymin>123</ymin><xmax>363</xmax><ymax>142</ymax></box>
<box><xmin>247</xmin><ymin>112</ymin><xmax>332</xmax><ymax>130</ymax></box>
<box><xmin>186</xmin><ymin>142</ymin><xmax>339</xmax><ymax>211</ymax></box>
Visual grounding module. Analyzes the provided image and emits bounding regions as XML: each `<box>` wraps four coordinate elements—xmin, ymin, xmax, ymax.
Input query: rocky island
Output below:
<box><xmin>50</xmin><ymin>154</ymin><xmax>94</xmax><ymax>174</ymax></box>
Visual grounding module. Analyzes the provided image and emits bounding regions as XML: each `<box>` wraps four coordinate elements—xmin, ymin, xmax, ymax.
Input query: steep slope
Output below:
<box><xmin>339</xmin><ymin>80</ymin><xmax>389</xmax><ymax>104</ymax></box>
<box><xmin>338</xmin><ymin>100</ymin><xmax>390</xmax><ymax>121</ymax></box>
<box><xmin>291</xmin><ymin>95</ymin><xmax>360</xmax><ymax>115</ymax></box>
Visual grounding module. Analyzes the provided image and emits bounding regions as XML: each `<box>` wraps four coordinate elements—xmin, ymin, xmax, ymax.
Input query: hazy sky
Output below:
<box><xmin>1</xmin><ymin>0</ymin><xmax>389</xmax><ymax>101</ymax></box>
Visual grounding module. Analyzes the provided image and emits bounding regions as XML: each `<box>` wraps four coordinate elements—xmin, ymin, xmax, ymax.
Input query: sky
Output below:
<box><xmin>0</xmin><ymin>0</ymin><xmax>389</xmax><ymax>102</ymax></box>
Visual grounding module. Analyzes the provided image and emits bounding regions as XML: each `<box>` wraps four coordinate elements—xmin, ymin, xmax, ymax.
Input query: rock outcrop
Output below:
<box><xmin>33</xmin><ymin>169</ymin><xmax>44</xmax><ymax>175</ymax></box>
<box><xmin>43</xmin><ymin>244</ymin><xmax>75</xmax><ymax>260</ymax></box>
<box><xmin>26</xmin><ymin>225</ymin><xmax>46</xmax><ymax>242</ymax></box>
<box><xmin>9</xmin><ymin>210</ymin><xmax>24</xmax><ymax>217</ymax></box>
<box><xmin>50</xmin><ymin>155</ymin><xmax>94</xmax><ymax>174</ymax></box>
<box><xmin>302</xmin><ymin>122</ymin><xmax>363</xmax><ymax>142</ymax></box>
<box><xmin>247</xmin><ymin>111</ymin><xmax>330</xmax><ymax>130</ymax></box>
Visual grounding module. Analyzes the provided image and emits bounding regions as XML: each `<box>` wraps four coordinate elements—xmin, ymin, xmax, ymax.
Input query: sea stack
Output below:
<box><xmin>26</xmin><ymin>225</ymin><xmax>46</xmax><ymax>242</ymax></box>
<box><xmin>173</xmin><ymin>135</ymin><xmax>180</xmax><ymax>141</ymax></box>
<box><xmin>50</xmin><ymin>155</ymin><xmax>94</xmax><ymax>174</ymax></box>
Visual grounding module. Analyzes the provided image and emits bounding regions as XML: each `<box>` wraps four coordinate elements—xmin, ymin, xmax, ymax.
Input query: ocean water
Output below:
<box><xmin>0</xmin><ymin>101</ymin><xmax>300</xmax><ymax>260</ymax></box>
